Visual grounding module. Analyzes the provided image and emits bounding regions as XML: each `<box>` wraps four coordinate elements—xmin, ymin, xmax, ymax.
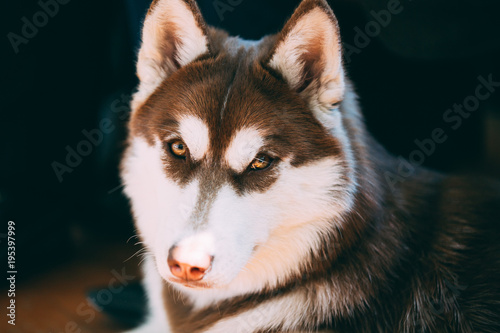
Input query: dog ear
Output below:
<box><xmin>266</xmin><ymin>0</ymin><xmax>344</xmax><ymax>110</ymax></box>
<box><xmin>135</xmin><ymin>0</ymin><xmax>210</xmax><ymax>102</ymax></box>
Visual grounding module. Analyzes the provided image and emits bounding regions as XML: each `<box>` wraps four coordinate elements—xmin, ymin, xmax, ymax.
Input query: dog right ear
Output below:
<box><xmin>265</xmin><ymin>0</ymin><xmax>344</xmax><ymax>111</ymax></box>
<box><xmin>135</xmin><ymin>0</ymin><xmax>210</xmax><ymax>105</ymax></box>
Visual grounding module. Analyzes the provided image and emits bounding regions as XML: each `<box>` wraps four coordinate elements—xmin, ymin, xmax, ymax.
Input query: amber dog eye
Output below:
<box><xmin>169</xmin><ymin>140</ymin><xmax>188</xmax><ymax>158</ymax></box>
<box><xmin>250</xmin><ymin>154</ymin><xmax>273</xmax><ymax>171</ymax></box>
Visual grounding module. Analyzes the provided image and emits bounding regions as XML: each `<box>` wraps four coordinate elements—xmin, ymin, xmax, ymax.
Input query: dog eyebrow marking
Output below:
<box><xmin>225</xmin><ymin>127</ymin><xmax>264</xmax><ymax>173</ymax></box>
<box><xmin>178</xmin><ymin>115</ymin><xmax>210</xmax><ymax>161</ymax></box>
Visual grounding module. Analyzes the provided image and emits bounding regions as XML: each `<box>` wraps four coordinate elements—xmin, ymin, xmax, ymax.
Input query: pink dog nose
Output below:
<box><xmin>167</xmin><ymin>246</ymin><xmax>212</xmax><ymax>282</ymax></box>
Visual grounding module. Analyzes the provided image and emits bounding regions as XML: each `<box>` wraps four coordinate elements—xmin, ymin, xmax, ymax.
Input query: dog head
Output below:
<box><xmin>122</xmin><ymin>0</ymin><xmax>359</xmax><ymax>299</ymax></box>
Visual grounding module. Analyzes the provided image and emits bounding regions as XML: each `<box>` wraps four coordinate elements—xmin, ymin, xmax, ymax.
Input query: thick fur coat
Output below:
<box><xmin>121</xmin><ymin>0</ymin><xmax>500</xmax><ymax>332</ymax></box>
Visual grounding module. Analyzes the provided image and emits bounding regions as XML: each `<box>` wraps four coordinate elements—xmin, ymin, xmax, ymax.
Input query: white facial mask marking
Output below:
<box><xmin>225</xmin><ymin>127</ymin><xmax>264</xmax><ymax>172</ymax></box>
<box><xmin>123</xmin><ymin>133</ymin><xmax>356</xmax><ymax>309</ymax></box>
<box><xmin>178</xmin><ymin>115</ymin><xmax>210</xmax><ymax>161</ymax></box>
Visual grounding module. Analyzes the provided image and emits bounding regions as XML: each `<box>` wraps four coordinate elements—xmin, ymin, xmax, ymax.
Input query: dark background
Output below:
<box><xmin>1</xmin><ymin>0</ymin><xmax>500</xmax><ymax>286</ymax></box>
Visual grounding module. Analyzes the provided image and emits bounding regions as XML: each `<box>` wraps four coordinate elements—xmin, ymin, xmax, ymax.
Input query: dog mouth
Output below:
<box><xmin>167</xmin><ymin>277</ymin><xmax>214</xmax><ymax>289</ymax></box>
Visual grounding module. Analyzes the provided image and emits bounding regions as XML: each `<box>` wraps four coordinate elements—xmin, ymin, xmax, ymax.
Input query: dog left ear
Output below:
<box><xmin>266</xmin><ymin>0</ymin><xmax>344</xmax><ymax>109</ymax></box>
<box><xmin>134</xmin><ymin>0</ymin><xmax>210</xmax><ymax>109</ymax></box>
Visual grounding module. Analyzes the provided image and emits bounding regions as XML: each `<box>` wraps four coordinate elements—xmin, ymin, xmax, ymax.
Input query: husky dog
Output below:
<box><xmin>121</xmin><ymin>0</ymin><xmax>500</xmax><ymax>332</ymax></box>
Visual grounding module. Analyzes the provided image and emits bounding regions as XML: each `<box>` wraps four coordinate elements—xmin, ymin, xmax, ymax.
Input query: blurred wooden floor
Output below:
<box><xmin>1</xmin><ymin>242</ymin><xmax>141</xmax><ymax>333</ymax></box>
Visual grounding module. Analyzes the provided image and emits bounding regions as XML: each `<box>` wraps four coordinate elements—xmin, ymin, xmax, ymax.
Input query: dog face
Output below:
<box><xmin>122</xmin><ymin>0</ymin><xmax>357</xmax><ymax>297</ymax></box>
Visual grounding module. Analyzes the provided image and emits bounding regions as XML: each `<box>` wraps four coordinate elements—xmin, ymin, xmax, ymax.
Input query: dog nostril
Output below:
<box><xmin>189</xmin><ymin>266</ymin><xmax>206</xmax><ymax>279</ymax></box>
<box><xmin>171</xmin><ymin>264</ymin><xmax>182</xmax><ymax>274</ymax></box>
